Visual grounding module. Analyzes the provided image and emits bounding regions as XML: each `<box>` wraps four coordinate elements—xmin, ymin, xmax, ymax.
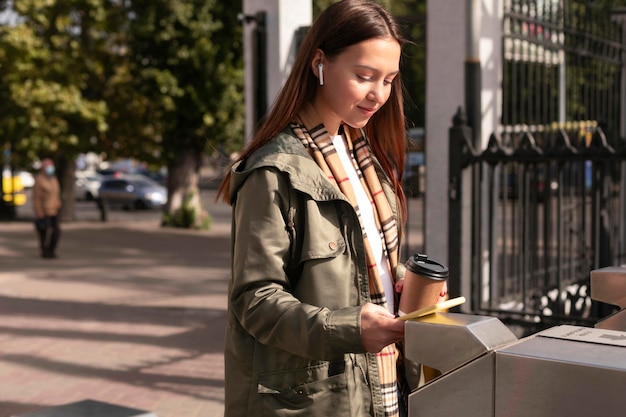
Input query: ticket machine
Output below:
<box><xmin>405</xmin><ymin>267</ymin><xmax>626</xmax><ymax>417</ymax></box>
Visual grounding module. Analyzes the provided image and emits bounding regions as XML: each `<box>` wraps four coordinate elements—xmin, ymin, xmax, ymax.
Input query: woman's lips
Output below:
<box><xmin>358</xmin><ymin>106</ymin><xmax>377</xmax><ymax>117</ymax></box>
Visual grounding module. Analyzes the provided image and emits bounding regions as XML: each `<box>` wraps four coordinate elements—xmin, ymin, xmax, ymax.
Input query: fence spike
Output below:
<box><xmin>513</xmin><ymin>131</ymin><xmax>543</xmax><ymax>162</ymax></box>
<box><xmin>452</xmin><ymin>106</ymin><xmax>468</xmax><ymax>127</ymax></box>
<box><xmin>587</xmin><ymin>127</ymin><xmax>615</xmax><ymax>156</ymax></box>
<box><xmin>546</xmin><ymin>130</ymin><xmax>578</xmax><ymax>160</ymax></box>
<box><xmin>483</xmin><ymin>133</ymin><xmax>512</xmax><ymax>165</ymax></box>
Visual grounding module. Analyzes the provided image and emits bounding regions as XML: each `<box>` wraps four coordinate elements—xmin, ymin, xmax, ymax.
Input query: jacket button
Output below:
<box><xmin>329</xmin><ymin>241</ymin><xmax>338</xmax><ymax>250</ymax></box>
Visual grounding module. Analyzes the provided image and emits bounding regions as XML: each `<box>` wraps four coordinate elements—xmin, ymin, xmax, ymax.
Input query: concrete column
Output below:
<box><xmin>424</xmin><ymin>0</ymin><xmax>466</xmax><ymax>264</ymax></box>
<box><xmin>242</xmin><ymin>0</ymin><xmax>312</xmax><ymax>141</ymax></box>
<box><xmin>425</xmin><ymin>0</ymin><xmax>502</xmax><ymax>287</ymax></box>
<box><xmin>479</xmin><ymin>0</ymin><xmax>503</xmax><ymax>305</ymax></box>
<box><xmin>481</xmin><ymin>1</ymin><xmax>503</xmax><ymax>149</ymax></box>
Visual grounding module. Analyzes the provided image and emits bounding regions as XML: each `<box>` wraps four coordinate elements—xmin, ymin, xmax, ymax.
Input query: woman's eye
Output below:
<box><xmin>357</xmin><ymin>74</ymin><xmax>395</xmax><ymax>85</ymax></box>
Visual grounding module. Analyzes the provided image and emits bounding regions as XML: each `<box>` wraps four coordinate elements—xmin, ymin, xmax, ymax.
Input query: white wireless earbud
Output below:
<box><xmin>318</xmin><ymin>63</ymin><xmax>324</xmax><ymax>86</ymax></box>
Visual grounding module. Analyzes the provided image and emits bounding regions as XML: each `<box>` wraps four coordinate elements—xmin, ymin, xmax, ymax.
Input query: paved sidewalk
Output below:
<box><xmin>0</xmin><ymin>211</ymin><xmax>230</xmax><ymax>416</ymax></box>
<box><xmin>0</xmin><ymin>185</ymin><xmax>424</xmax><ymax>417</ymax></box>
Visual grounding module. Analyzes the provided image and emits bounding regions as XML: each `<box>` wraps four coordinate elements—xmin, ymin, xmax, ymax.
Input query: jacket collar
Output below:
<box><xmin>229</xmin><ymin>128</ymin><xmax>347</xmax><ymax>203</ymax></box>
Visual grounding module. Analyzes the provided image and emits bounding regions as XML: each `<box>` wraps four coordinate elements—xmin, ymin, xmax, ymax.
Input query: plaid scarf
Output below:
<box><xmin>292</xmin><ymin>110</ymin><xmax>400</xmax><ymax>417</ymax></box>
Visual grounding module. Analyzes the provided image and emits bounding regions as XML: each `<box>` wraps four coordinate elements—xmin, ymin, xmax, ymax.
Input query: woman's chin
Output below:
<box><xmin>342</xmin><ymin>119</ymin><xmax>370</xmax><ymax>129</ymax></box>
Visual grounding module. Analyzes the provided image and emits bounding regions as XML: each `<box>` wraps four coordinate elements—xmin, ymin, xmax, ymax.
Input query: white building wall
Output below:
<box><xmin>424</xmin><ymin>0</ymin><xmax>466</xmax><ymax>264</ymax></box>
<box><xmin>242</xmin><ymin>0</ymin><xmax>312</xmax><ymax>141</ymax></box>
<box><xmin>425</xmin><ymin>0</ymin><xmax>502</xmax><ymax>287</ymax></box>
<box><xmin>479</xmin><ymin>1</ymin><xmax>503</xmax><ymax>303</ymax></box>
<box><xmin>481</xmin><ymin>1</ymin><xmax>503</xmax><ymax>148</ymax></box>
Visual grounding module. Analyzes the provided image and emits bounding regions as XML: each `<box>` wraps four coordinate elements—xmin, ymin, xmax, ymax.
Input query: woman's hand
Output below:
<box><xmin>360</xmin><ymin>303</ymin><xmax>405</xmax><ymax>353</ymax></box>
<box><xmin>437</xmin><ymin>281</ymin><xmax>448</xmax><ymax>303</ymax></box>
<box><xmin>395</xmin><ymin>278</ymin><xmax>405</xmax><ymax>294</ymax></box>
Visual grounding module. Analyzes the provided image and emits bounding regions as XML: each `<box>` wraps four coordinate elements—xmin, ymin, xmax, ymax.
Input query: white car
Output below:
<box><xmin>98</xmin><ymin>174</ymin><xmax>167</xmax><ymax>210</ymax></box>
<box><xmin>74</xmin><ymin>171</ymin><xmax>103</xmax><ymax>201</ymax></box>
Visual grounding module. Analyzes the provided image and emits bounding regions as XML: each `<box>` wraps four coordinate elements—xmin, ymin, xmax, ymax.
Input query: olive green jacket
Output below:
<box><xmin>224</xmin><ymin>129</ymin><xmax>406</xmax><ymax>417</ymax></box>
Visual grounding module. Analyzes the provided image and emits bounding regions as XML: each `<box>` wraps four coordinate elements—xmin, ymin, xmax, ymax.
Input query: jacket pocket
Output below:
<box><xmin>257</xmin><ymin>361</ymin><xmax>350</xmax><ymax>416</ymax></box>
<box><xmin>299</xmin><ymin>200</ymin><xmax>347</xmax><ymax>262</ymax></box>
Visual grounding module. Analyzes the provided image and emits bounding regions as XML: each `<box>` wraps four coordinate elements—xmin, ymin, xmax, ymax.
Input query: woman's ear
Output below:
<box><xmin>311</xmin><ymin>49</ymin><xmax>325</xmax><ymax>78</ymax></box>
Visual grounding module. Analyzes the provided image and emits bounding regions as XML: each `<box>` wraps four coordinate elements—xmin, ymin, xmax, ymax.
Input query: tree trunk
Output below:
<box><xmin>164</xmin><ymin>147</ymin><xmax>205</xmax><ymax>228</ymax></box>
<box><xmin>57</xmin><ymin>155</ymin><xmax>76</xmax><ymax>222</ymax></box>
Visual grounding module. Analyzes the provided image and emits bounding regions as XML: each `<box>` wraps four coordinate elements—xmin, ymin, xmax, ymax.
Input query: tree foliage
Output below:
<box><xmin>0</xmin><ymin>0</ymin><xmax>244</xmax><ymax>226</ymax></box>
<box><xmin>0</xmin><ymin>0</ymin><xmax>244</xmax><ymax>166</ymax></box>
<box><xmin>116</xmin><ymin>0</ymin><xmax>244</xmax><ymax>166</ymax></box>
<box><xmin>0</xmin><ymin>0</ymin><xmax>109</xmax><ymax>166</ymax></box>
<box><xmin>393</xmin><ymin>0</ymin><xmax>427</xmax><ymax>129</ymax></box>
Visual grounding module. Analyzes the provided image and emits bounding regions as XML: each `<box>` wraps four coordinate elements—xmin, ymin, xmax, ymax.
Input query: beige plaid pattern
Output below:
<box><xmin>292</xmin><ymin>110</ymin><xmax>400</xmax><ymax>417</ymax></box>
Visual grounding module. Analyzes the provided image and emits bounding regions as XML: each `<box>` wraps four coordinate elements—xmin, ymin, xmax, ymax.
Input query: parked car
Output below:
<box><xmin>96</xmin><ymin>167</ymin><xmax>125</xmax><ymax>177</ymax></box>
<box><xmin>74</xmin><ymin>171</ymin><xmax>103</xmax><ymax>201</ymax></box>
<box><xmin>98</xmin><ymin>174</ymin><xmax>167</xmax><ymax>210</ymax></box>
<box><xmin>136</xmin><ymin>167</ymin><xmax>168</xmax><ymax>185</ymax></box>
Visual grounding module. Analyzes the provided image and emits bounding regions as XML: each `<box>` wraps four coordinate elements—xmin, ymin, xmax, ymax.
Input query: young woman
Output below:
<box><xmin>218</xmin><ymin>1</ymin><xmax>411</xmax><ymax>415</ymax></box>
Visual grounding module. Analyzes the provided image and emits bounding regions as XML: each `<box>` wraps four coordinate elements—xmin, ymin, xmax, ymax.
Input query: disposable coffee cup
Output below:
<box><xmin>398</xmin><ymin>254</ymin><xmax>448</xmax><ymax>316</ymax></box>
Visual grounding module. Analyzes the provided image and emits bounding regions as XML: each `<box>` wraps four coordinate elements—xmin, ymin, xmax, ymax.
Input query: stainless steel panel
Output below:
<box><xmin>595</xmin><ymin>309</ymin><xmax>626</xmax><ymax>331</ymax></box>
<box><xmin>404</xmin><ymin>312</ymin><xmax>517</xmax><ymax>373</ymax></box>
<box><xmin>404</xmin><ymin>313</ymin><xmax>626</xmax><ymax>417</ymax></box>
<box><xmin>408</xmin><ymin>353</ymin><xmax>495</xmax><ymax>417</ymax></box>
<box><xmin>590</xmin><ymin>266</ymin><xmax>626</xmax><ymax>308</ymax></box>
<box><xmin>591</xmin><ymin>266</ymin><xmax>626</xmax><ymax>330</ymax></box>
<box><xmin>495</xmin><ymin>331</ymin><xmax>626</xmax><ymax>417</ymax></box>
<box><xmin>540</xmin><ymin>325</ymin><xmax>626</xmax><ymax>349</ymax></box>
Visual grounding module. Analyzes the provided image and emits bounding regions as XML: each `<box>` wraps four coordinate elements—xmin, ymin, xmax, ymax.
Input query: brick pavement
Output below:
<box><xmin>0</xmin><ymin>186</ymin><xmax>424</xmax><ymax>417</ymax></box>
<box><xmin>0</xmin><ymin>213</ymin><xmax>230</xmax><ymax>417</ymax></box>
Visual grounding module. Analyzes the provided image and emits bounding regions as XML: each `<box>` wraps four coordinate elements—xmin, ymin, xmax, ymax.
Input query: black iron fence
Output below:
<box><xmin>446</xmin><ymin>1</ymin><xmax>626</xmax><ymax>335</ymax></box>
<box><xmin>502</xmin><ymin>0</ymin><xmax>625</xmax><ymax>145</ymax></box>
<box><xmin>449</xmin><ymin>110</ymin><xmax>625</xmax><ymax>334</ymax></box>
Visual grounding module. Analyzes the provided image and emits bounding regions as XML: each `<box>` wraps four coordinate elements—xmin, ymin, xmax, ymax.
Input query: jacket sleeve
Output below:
<box><xmin>229</xmin><ymin>168</ymin><xmax>365</xmax><ymax>360</ymax></box>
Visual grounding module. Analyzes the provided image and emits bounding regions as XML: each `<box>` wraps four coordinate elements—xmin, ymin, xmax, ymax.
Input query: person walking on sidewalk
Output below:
<box><xmin>33</xmin><ymin>158</ymin><xmax>62</xmax><ymax>258</ymax></box>
<box><xmin>217</xmin><ymin>1</ymin><xmax>412</xmax><ymax>415</ymax></box>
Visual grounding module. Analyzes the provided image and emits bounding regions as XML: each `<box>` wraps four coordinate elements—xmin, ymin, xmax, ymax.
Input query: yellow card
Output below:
<box><xmin>397</xmin><ymin>296</ymin><xmax>466</xmax><ymax>321</ymax></box>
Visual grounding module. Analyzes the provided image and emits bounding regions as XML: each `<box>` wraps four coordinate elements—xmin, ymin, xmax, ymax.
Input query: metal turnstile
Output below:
<box><xmin>591</xmin><ymin>266</ymin><xmax>626</xmax><ymax>331</ymax></box>
<box><xmin>405</xmin><ymin>267</ymin><xmax>626</xmax><ymax>417</ymax></box>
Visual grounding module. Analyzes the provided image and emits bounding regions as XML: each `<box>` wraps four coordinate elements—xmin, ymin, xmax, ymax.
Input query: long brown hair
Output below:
<box><xmin>217</xmin><ymin>0</ymin><xmax>407</xmax><ymax>217</ymax></box>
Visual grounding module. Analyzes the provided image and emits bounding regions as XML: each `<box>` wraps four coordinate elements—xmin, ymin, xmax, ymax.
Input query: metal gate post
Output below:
<box><xmin>448</xmin><ymin>108</ymin><xmax>475</xmax><ymax>307</ymax></box>
<box><xmin>241</xmin><ymin>0</ymin><xmax>312</xmax><ymax>140</ymax></box>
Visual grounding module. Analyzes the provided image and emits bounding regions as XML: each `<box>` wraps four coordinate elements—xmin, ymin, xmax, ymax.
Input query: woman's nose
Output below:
<box><xmin>368</xmin><ymin>82</ymin><xmax>386</xmax><ymax>103</ymax></box>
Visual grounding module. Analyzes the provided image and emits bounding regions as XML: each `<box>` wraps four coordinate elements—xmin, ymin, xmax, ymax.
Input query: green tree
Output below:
<box><xmin>121</xmin><ymin>0</ymin><xmax>244</xmax><ymax>228</ymax></box>
<box><xmin>0</xmin><ymin>0</ymin><xmax>244</xmax><ymax>227</ymax></box>
<box><xmin>0</xmin><ymin>0</ymin><xmax>110</xmax><ymax>218</ymax></box>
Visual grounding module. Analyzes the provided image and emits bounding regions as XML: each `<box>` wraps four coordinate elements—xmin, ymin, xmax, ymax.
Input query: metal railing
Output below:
<box><xmin>503</xmin><ymin>0</ymin><xmax>625</xmax><ymax>145</ymax></box>
<box><xmin>445</xmin><ymin>1</ymin><xmax>626</xmax><ymax>334</ymax></box>
<box><xmin>450</xmin><ymin>109</ymin><xmax>626</xmax><ymax>327</ymax></box>
<box><xmin>449</xmin><ymin>110</ymin><xmax>625</xmax><ymax>333</ymax></box>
